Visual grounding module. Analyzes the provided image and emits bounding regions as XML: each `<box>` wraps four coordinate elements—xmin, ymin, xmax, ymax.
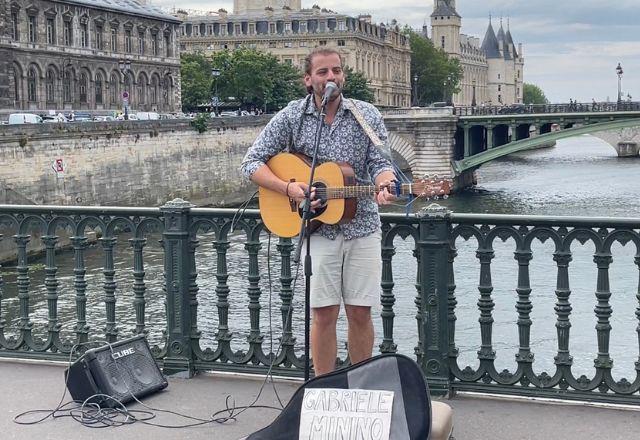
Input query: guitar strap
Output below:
<box><xmin>342</xmin><ymin>98</ymin><xmax>385</xmax><ymax>149</ymax></box>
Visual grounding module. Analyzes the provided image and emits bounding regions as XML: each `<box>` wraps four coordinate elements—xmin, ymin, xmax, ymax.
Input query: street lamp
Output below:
<box><xmin>413</xmin><ymin>73</ymin><xmax>418</xmax><ymax>107</ymax></box>
<box><xmin>443</xmin><ymin>74</ymin><xmax>452</xmax><ymax>104</ymax></box>
<box><xmin>471</xmin><ymin>78</ymin><xmax>477</xmax><ymax>107</ymax></box>
<box><xmin>118</xmin><ymin>59</ymin><xmax>132</xmax><ymax>120</ymax></box>
<box><xmin>616</xmin><ymin>62</ymin><xmax>623</xmax><ymax>104</ymax></box>
<box><xmin>211</xmin><ymin>67</ymin><xmax>221</xmax><ymax>116</ymax></box>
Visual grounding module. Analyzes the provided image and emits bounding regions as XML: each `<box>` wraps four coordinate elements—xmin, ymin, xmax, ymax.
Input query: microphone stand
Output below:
<box><xmin>293</xmin><ymin>95</ymin><xmax>330</xmax><ymax>382</ymax></box>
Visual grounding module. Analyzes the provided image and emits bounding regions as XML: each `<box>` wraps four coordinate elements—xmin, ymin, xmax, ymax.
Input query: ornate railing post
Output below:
<box><xmin>161</xmin><ymin>198</ymin><xmax>196</xmax><ymax>377</ymax></box>
<box><xmin>416</xmin><ymin>204</ymin><xmax>452</xmax><ymax>396</ymax></box>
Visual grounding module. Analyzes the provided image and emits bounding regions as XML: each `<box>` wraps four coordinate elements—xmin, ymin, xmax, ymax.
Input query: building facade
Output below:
<box><xmin>0</xmin><ymin>0</ymin><xmax>182</xmax><ymax>114</ymax></box>
<box><xmin>430</xmin><ymin>0</ymin><xmax>524</xmax><ymax>106</ymax></box>
<box><xmin>178</xmin><ymin>1</ymin><xmax>411</xmax><ymax>107</ymax></box>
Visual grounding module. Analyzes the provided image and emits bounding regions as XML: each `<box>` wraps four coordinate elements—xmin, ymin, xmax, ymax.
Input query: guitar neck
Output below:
<box><xmin>325</xmin><ymin>184</ymin><xmax>414</xmax><ymax>199</ymax></box>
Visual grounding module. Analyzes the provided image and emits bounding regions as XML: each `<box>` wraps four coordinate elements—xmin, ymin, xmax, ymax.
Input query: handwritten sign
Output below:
<box><xmin>299</xmin><ymin>389</ymin><xmax>394</xmax><ymax>440</ymax></box>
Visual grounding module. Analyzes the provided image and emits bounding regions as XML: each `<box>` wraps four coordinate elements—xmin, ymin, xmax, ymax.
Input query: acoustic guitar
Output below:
<box><xmin>258</xmin><ymin>153</ymin><xmax>451</xmax><ymax>238</ymax></box>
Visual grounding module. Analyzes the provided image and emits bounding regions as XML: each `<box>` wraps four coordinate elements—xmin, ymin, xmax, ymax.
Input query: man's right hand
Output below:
<box><xmin>286</xmin><ymin>181</ymin><xmax>322</xmax><ymax>210</ymax></box>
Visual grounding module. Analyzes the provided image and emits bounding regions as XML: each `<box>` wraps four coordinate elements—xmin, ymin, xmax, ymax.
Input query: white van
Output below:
<box><xmin>135</xmin><ymin>111</ymin><xmax>159</xmax><ymax>120</ymax></box>
<box><xmin>8</xmin><ymin>113</ymin><xmax>43</xmax><ymax>124</ymax></box>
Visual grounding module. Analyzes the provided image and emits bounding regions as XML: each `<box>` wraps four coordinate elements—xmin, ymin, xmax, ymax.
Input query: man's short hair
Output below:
<box><xmin>303</xmin><ymin>48</ymin><xmax>344</xmax><ymax>94</ymax></box>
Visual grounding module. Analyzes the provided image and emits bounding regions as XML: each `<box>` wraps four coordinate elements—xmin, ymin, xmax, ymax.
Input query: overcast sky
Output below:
<box><xmin>153</xmin><ymin>0</ymin><xmax>639</xmax><ymax>103</ymax></box>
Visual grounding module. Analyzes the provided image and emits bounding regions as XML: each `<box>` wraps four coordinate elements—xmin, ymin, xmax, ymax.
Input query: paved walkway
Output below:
<box><xmin>2</xmin><ymin>359</ymin><xmax>640</xmax><ymax>439</ymax></box>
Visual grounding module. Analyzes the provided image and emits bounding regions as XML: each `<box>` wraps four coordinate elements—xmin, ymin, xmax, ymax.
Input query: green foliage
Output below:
<box><xmin>523</xmin><ymin>83</ymin><xmax>549</xmax><ymax>104</ymax></box>
<box><xmin>342</xmin><ymin>66</ymin><xmax>375</xmax><ymax>103</ymax></box>
<box><xmin>180</xmin><ymin>50</ymin><xmax>305</xmax><ymax>113</ymax></box>
<box><xmin>180</xmin><ymin>53</ymin><xmax>215</xmax><ymax>112</ymax></box>
<box><xmin>190</xmin><ymin>113</ymin><xmax>210</xmax><ymax>133</ymax></box>
<box><xmin>211</xmin><ymin>49</ymin><xmax>305</xmax><ymax>112</ymax></box>
<box><xmin>403</xmin><ymin>28</ymin><xmax>463</xmax><ymax>106</ymax></box>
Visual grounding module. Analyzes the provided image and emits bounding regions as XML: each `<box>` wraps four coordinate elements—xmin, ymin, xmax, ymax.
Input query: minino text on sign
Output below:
<box><xmin>299</xmin><ymin>388</ymin><xmax>394</xmax><ymax>440</ymax></box>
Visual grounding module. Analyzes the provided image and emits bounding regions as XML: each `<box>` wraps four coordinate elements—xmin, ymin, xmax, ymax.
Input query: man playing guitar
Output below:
<box><xmin>241</xmin><ymin>47</ymin><xmax>396</xmax><ymax>376</ymax></box>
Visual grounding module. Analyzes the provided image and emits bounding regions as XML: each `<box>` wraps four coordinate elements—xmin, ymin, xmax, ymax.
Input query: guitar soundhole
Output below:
<box><xmin>298</xmin><ymin>182</ymin><xmax>328</xmax><ymax>219</ymax></box>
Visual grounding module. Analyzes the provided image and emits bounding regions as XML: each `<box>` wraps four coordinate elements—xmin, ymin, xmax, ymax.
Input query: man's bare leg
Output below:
<box><xmin>311</xmin><ymin>305</ymin><xmax>340</xmax><ymax>376</ymax></box>
<box><xmin>345</xmin><ymin>305</ymin><xmax>374</xmax><ymax>364</ymax></box>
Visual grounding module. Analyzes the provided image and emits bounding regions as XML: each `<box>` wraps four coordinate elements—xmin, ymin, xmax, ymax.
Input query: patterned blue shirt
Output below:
<box><xmin>241</xmin><ymin>95</ymin><xmax>393</xmax><ymax>240</ymax></box>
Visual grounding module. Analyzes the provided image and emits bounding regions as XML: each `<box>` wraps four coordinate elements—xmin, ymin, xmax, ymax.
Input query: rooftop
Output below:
<box><xmin>59</xmin><ymin>0</ymin><xmax>181</xmax><ymax>23</ymax></box>
<box><xmin>3</xmin><ymin>359</ymin><xmax>639</xmax><ymax>440</ymax></box>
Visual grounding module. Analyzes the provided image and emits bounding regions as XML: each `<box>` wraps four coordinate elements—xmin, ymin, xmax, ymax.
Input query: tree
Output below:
<box><xmin>403</xmin><ymin>28</ymin><xmax>463</xmax><ymax>106</ymax></box>
<box><xmin>342</xmin><ymin>66</ymin><xmax>375</xmax><ymax>103</ymax></box>
<box><xmin>523</xmin><ymin>83</ymin><xmax>549</xmax><ymax>104</ymax></box>
<box><xmin>180</xmin><ymin>50</ymin><xmax>305</xmax><ymax>113</ymax></box>
<box><xmin>180</xmin><ymin>52</ymin><xmax>214</xmax><ymax>112</ymax></box>
<box><xmin>211</xmin><ymin>49</ymin><xmax>305</xmax><ymax>112</ymax></box>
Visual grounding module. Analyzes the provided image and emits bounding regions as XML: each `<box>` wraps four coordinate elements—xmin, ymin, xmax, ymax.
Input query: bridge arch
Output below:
<box><xmin>387</xmin><ymin>132</ymin><xmax>415</xmax><ymax>171</ymax></box>
<box><xmin>453</xmin><ymin>119</ymin><xmax>640</xmax><ymax>174</ymax></box>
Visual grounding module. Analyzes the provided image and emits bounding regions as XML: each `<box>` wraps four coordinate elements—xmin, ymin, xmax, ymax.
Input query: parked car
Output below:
<box><xmin>8</xmin><ymin>113</ymin><xmax>43</xmax><ymax>124</ymax></box>
<box><xmin>219</xmin><ymin>111</ymin><xmax>238</xmax><ymax>117</ymax></box>
<box><xmin>136</xmin><ymin>111</ymin><xmax>159</xmax><ymax>120</ymax></box>
<box><xmin>69</xmin><ymin>112</ymin><xmax>92</xmax><ymax>122</ymax></box>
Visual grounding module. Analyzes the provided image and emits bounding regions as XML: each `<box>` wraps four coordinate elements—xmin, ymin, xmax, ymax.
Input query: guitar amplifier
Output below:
<box><xmin>65</xmin><ymin>335</ymin><xmax>168</xmax><ymax>408</ymax></box>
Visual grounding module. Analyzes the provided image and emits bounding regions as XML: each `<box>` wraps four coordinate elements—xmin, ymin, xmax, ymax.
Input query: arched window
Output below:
<box><xmin>79</xmin><ymin>73</ymin><xmax>88</xmax><ymax>103</ymax></box>
<box><xmin>110</xmin><ymin>73</ymin><xmax>119</xmax><ymax>105</ymax></box>
<box><xmin>13</xmin><ymin>68</ymin><xmax>20</xmax><ymax>104</ymax></box>
<box><xmin>124</xmin><ymin>73</ymin><xmax>132</xmax><ymax>102</ymax></box>
<box><xmin>138</xmin><ymin>76</ymin><xmax>146</xmax><ymax>105</ymax></box>
<box><xmin>95</xmin><ymin>73</ymin><xmax>103</xmax><ymax>105</ymax></box>
<box><xmin>151</xmin><ymin>76</ymin><xmax>158</xmax><ymax>104</ymax></box>
<box><xmin>27</xmin><ymin>67</ymin><xmax>37</xmax><ymax>102</ymax></box>
<box><xmin>46</xmin><ymin>69</ymin><xmax>55</xmax><ymax>103</ymax></box>
<box><xmin>163</xmin><ymin>76</ymin><xmax>170</xmax><ymax>105</ymax></box>
<box><xmin>63</xmin><ymin>70</ymin><xmax>72</xmax><ymax>102</ymax></box>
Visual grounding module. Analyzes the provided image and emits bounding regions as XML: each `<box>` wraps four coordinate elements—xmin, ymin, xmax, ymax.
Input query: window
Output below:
<box><xmin>284</xmin><ymin>23</ymin><xmax>291</xmax><ymax>33</ymax></box>
<box><xmin>138</xmin><ymin>79</ymin><xmax>145</xmax><ymax>105</ymax></box>
<box><xmin>338</xmin><ymin>21</ymin><xmax>346</xmax><ymax>31</ymax></box>
<box><xmin>319</xmin><ymin>21</ymin><xmax>326</xmax><ymax>32</ymax></box>
<box><xmin>28</xmin><ymin>15</ymin><xmax>37</xmax><ymax>43</ymax></box>
<box><xmin>269</xmin><ymin>23</ymin><xmax>276</xmax><ymax>34</ymax></box>
<box><xmin>11</xmin><ymin>13</ymin><xmax>19</xmax><ymax>40</ymax></box>
<box><xmin>268</xmin><ymin>41</ymin><xmax>276</xmax><ymax>48</ymax></box>
<box><xmin>283</xmin><ymin>58</ymin><xmax>292</xmax><ymax>65</ymax></box>
<box><xmin>80</xmin><ymin>23</ymin><xmax>88</xmax><ymax>47</ymax></box>
<box><xmin>138</xmin><ymin>31</ymin><xmax>145</xmax><ymax>54</ymax></box>
<box><xmin>95</xmin><ymin>73</ymin><xmax>103</xmax><ymax>104</ymax></box>
<box><xmin>64</xmin><ymin>20</ymin><xmax>72</xmax><ymax>46</ymax></box>
<box><xmin>498</xmin><ymin>73</ymin><xmax>501</xmax><ymax>79</ymax></box>
<box><xmin>337</xmin><ymin>40</ymin><xmax>345</xmax><ymax>46</ymax></box>
<box><xmin>151</xmin><ymin>77</ymin><xmax>158</xmax><ymax>104</ymax></box>
<box><xmin>95</xmin><ymin>24</ymin><xmax>103</xmax><ymax>49</ymax></box>
<box><xmin>125</xmin><ymin>30</ymin><xmax>132</xmax><ymax>52</ymax></box>
<box><xmin>319</xmin><ymin>40</ymin><xmax>327</xmax><ymax>46</ymax></box>
<box><xmin>111</xmin><ymin>28</ymin><xmax>117</xmax><ymax>51</ymax></box>
<box><xmin>46</xmin><ymin>70</ymin><xmax>55</xmax><ymax>102</ymax></box>
<box><xmin>163</xmin><ymin>77</ymin><xmax>169</xmax><ymax>105</ymax></box>
<box><xmin>284</xmin><ymin>41</ymin><xmax>292</xmax><ymax>48</ymax></box>
<box><xmin>63</xmin><ymin>70</ymin><xmax>72</xmax><ymax>102</ymax></box>
<box><xmin>299</xmin><ymin>41</ymin><xmax>306</xmax><ymax>47</ymax></box>
<box><xmin>441</xmin><ymin>35</ymin><xmax>445</xmax><ymax>49</ymax></box>
<box><xmin>47</xmin><ymin>18</ymin><xmax>55</xmax><ymax>44</ymax></box>
<box><xmin>234</xmin><ymin>24</ymin><xmax>241</xmax><ymax>35</ymax></box>
<box><xmin>109</xmin><ymin>73</ymin><xmax>118</xmax><ymax>104</ymax></box>
<box><xmin>164</xmin><ymin>33</ymin><xmax>171</xmax><ymax>57</ymax></box>
<box><xmin>151</xmin><ymin>32</ymin><xmax>158</xmax><ymax>55</ymax></box>
<box><xmin>498</xmin><ymin>85</ymin><xmax>501</xmax><ymax>92</ymax></box>
<box><xmin>299</xmin><ymin>22</ymin><xmax>307</xmax><ymax>33</ymax></box>
<box><xmin>249</xmin><ymin>23</ymin><xmax>255</xmax><ymax>35</ymax></box>
<box><xmin>27</xmin><ymin>67</ymin><xmax>37</xmax><ymax>102</ymax></box>
<box><xmin>79</xmin><ymin>73</ymin><xmax>88</xmax><ymax>103</ymax></box>
<box><xmin>13</xmin><ymin>69</ymin><xmax>20</xmax><ymax>103</ymax></box>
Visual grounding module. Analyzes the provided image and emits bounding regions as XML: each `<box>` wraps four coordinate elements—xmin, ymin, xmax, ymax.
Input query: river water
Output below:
<box><xmin>2</xmin><ymin>135</ymin><xmax>639</xmax><ymax>378</ymax></box>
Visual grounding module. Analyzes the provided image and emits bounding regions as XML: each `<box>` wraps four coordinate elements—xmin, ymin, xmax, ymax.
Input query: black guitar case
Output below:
<box><xmin>246</xmin><ymin>354</ymin><xmax>432</xmax><ymax>439</ymax></box>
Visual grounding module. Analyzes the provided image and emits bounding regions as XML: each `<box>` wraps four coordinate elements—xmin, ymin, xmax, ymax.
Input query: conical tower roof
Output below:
<box><xmin>505</xmin><ymin>28</ymin><xmax>518</xmax><ymax>58</ymax></box>
<box><xmin>431</xmin><ymin>0</ymin><xmax>460</xmax><ymax>18</ymax></box>
<box><xmin>481</xmin><ymin>21</ymin><xmax>501</xmax><ymax>58</ymax></box>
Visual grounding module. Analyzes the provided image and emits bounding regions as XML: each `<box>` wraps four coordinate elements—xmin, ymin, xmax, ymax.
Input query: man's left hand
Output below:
<box><xmin>376</xmin><ymin>180</ymin><xmax>396</xmax><ymax>206</ymax></box>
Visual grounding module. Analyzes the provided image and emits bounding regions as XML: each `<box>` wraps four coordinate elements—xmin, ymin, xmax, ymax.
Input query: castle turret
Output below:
<box><xmin>430</xmin><ymin>0</ymin><xmax>461</xmax><ymax>57</ymax></box>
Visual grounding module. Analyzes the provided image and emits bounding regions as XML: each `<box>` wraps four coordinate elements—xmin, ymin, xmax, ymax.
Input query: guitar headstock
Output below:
<box><xmin>410</xmin><ymin>174</ymin><xmax>453</xmax><ymax>200</ymax></box>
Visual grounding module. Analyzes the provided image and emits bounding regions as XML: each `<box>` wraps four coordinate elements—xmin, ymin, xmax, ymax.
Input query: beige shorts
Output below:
<box><xmin>305</xmin><ymin>231</ymin><xmax>382</xmax><ymax>308</ymax></box>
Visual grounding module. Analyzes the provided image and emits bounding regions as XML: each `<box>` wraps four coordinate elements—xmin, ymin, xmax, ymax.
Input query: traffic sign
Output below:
<box><xmin>122</xmin><ymin>91</ymin><xmax>129</xmax><ymax>99</ymax></box>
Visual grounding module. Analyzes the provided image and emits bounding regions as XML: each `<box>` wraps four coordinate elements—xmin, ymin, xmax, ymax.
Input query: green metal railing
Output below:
<box><xmin>0</xmin><ymin>201</ymin><xmax>638</xmax><ymax>404</ymax></box>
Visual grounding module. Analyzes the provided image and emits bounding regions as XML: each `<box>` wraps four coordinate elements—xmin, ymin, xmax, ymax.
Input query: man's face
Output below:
<box><xmin>304</xmin><ymin>53</ymin><xmax>345</xmax><ymax>102</ymax></box>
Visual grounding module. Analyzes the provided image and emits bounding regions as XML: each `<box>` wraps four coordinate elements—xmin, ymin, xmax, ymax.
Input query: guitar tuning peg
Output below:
<box><xmin>442</xmin><ymin>194</ymin><xmax>449</xmax><ymax>199</ymax></box>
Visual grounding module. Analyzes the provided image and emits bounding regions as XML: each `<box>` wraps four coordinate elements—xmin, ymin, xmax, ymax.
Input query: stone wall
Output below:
<box><xmin>0</xmin><ymin>117</ymin><xmax>270</xmax><ymax>207</ymax></box>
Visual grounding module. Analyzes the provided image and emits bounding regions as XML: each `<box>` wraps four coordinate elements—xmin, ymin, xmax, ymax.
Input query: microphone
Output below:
<box><xmin>321</xmin><ymin>82</ymin><xmax>338</xmax><ymax>105</ymax></box>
